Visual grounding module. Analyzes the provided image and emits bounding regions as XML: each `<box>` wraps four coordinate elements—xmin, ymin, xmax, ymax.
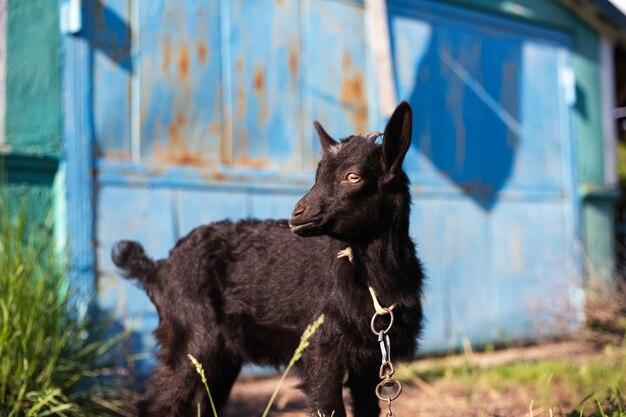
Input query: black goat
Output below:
<box><xmin>111</xmin><ymin>102</ymin><xmax>424</xmax><ymax>417</ymax></box>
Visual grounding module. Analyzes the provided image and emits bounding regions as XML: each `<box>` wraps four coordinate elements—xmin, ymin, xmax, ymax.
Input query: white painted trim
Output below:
<box><xmin>365</xmin><ymin>0</ymin><xmax>397</xmax><ymax>117</ymax></box>
<box><xmin>600</xmin><ymin>37</ymin><xmax>618</xmax><ymax>186</ymax></box>
<box><xmin>0</xmin><ymin>0</ymin><xmax>6</xmax><ymax>145</ymax></box>
<box><xmin>608</xmin><ymin>0</ymin><xmax>626</xmax><ymax>15</ymax></box>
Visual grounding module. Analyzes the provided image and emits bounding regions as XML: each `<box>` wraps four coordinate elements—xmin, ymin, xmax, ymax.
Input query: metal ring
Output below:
<box><xmin>375</xmin><ymin>378</ymin><xmax>402</xmax><ymax>402</ymax></box>
<box><xmin>379</xmin><ymin>361</ymin><xmax>395</xmax><ymax>379</ymax></box>
<box><xmin>371</xmin><ymin>309</ymin><xmax>394</xmax><ymax>334</ymax></box>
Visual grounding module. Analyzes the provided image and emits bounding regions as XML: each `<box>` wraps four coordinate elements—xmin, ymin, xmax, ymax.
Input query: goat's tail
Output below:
<box><xmin>111</xmin><ymin>240</ymin><xmax>156</xmax><ymax>282</ymax></box>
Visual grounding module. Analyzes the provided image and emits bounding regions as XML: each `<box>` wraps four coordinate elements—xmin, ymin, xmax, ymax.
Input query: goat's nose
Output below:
<box><xmin>291</xmin><ymin>201</ymin><xmax>306</xmax><ymax>218</ymax></box>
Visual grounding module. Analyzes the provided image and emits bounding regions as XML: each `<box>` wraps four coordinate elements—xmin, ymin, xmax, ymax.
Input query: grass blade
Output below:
<box><xmin>261</xmin><ymin>314</ymin><xmax>325</xmax><ymax>417</ymax></box>
<box><xmin>188</xmin><ymin>354</ymin><xmax>218</xmax><ymax>417</ymax></box>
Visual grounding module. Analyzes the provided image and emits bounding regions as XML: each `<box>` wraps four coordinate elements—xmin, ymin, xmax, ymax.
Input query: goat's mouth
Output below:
<box><xmin>288</xmin><ymin>219</ymin><xmax>323</xmax><ymax>235</ymax></box>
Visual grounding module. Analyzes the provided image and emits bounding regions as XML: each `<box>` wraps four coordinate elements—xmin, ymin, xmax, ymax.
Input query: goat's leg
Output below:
<box><xmin>346</xmin><ymin>364</ymin><xmax>381</xmax><ymax>417</ymax></box>
<box><xmin>201</xmin><ymin>351</ymin><xmax>242</xmax><ymax>413</ymax></box>
<box><xmin>299</xmin><ymin>349</ymin><xmax>347</xmax><ymax>417</ymax></box>
<box><xmin>137</xmin><ymin>350</ymin><xmax>240</xmax><ymax>417</ymax></box>
<box><xmin>137</xmin><ymin>361</ymin><xmax>200</xmax><ymax>417</ymax></box>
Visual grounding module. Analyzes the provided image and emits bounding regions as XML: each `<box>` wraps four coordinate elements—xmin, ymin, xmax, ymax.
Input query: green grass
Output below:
<box><xmin>0</xmin><ymin>202</ymin><xmax>127</xmax><ymax>416</ymax></box>
<box><xmin>397</xmin><ymin>344</ymin><xmax>626</xmax><ymax>416</ymax></box>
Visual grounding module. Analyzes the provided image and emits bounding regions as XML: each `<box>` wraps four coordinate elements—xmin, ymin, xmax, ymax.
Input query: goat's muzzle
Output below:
<box><xmin>289</xmin><ymin>200</ymin><xmax>323</xmax><ymax>236</ymax></box>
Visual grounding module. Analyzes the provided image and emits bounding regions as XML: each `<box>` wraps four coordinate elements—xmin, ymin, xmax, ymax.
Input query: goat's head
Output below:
<box><xmin>289</xmin><ymin>101</ymin><xmax>412</xmax><ymax>241</ymax></box>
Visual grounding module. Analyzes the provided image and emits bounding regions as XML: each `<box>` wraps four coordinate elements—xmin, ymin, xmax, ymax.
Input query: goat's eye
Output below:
<box><xmin>346</xmin><ymin>173</ymin><xmax>361</xmax><ymax>183</ymax></box>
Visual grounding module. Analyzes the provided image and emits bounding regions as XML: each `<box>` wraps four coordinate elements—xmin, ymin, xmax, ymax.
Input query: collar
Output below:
<box><xmin>337</xmin><ymin>247</ymin><xmax>396</xmax><ymax>315</ymax></box>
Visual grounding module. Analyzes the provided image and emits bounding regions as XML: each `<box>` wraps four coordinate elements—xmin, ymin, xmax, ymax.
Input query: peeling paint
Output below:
<box><xmin>201</xmin><ymin>170</ymin><xmax>227</xmax><ymax>183</ymax></box>
<box><xmin>253</xmin><ymin>67</ymin><xmax>265</xmax><ymax>93</ymax></box>
<box><xmin>197</xmin><ymin>41</ymin><xmax>208</xmax><ymax>66</ymax></box>
<box><xmin>102</xmin><ymin>151</ymin><xmax>129</xmax><ymax>161</ymax></box>
<box><xmin>178</xmin><ymin>43</ymin><xmax>190</xmax><ymax>81</ymax></box>
<box><xmin>233</xmin><ymin>155</ymin><xmax>272</xmax><ymax>169</ymax></box>
<box><xmin>235</xmin><ymin>59</ymin><xmax>246</xmax><ymax>122</ymax></box>
<box><xmin>288</xmin><ymin>42</ymin><xmax>299</xmax><ymax>92</ymax></box>
<box><xmin>340</xmin><ymin>72</ymin><xmax>367</xmax><ymax>133</ymax></box>
<box><xmin>162</xmin><ymin>38</ymin><xmax>172</xmax><ymax>71</ymax></box>
<box><xmin>253</xmin><ymin>66</ymin><xmax>268</xmax><ymax>123</ymax></box>
<box><xmin>160</xmin><ymin>113</ymin><xmax>205</xmax><ymax>166</ymax></box>
<box><xmin>236</xmin><ymin>84</ymin><xmax>246</xmax><ymax>121</ymax></box>
<box><xmin>342</xmin><ymin>51</ymin><xmax>351</xmax><ymax>71</ymax></box>
<box><xmin>238</xmin><ymin>129</ymin><xmax>248</xmax><ymax>162</ymax></box>
<box><xmin>209</xmin><ymin>119</ymin><xmax>221</xmax><ymax>136</ymax></box>
<box><xmin>289</xmin><ymin>45</ymin><xmax>298</xmax><ymax>77</ymax></box>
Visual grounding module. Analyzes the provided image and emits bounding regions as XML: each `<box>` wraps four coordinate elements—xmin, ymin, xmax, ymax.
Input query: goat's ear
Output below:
<box><xmin>314</xmin><ymin>121</ymin><xmax>338</xmax><ymax>153</ymax></box>
<box><xmin>381</xmin><ymin>101</ymin><xmax>412</xmax><ymax>178</ymax></box>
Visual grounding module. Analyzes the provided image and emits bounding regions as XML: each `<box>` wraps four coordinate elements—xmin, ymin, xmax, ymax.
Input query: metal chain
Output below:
<box><xmin>371</xmin><ymin>308</ymin><xmax>402</xmax><ymax>416</ymax></box>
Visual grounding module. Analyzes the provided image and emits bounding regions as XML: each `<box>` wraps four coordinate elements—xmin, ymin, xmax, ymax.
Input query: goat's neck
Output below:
<box><xmin>351</xmin><ymin>216</ymin><xmax>416</xmax><ymax>307</ymax></box>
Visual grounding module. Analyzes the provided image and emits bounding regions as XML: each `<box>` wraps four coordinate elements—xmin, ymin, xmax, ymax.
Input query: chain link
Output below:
<box><xmin>386</xmin><ymin>398</ymin><xmax>395</xmax><ymax>416</ymax></box>
<box><xmin>371</xmin><ymin>309</ymin><xmax>402</xmax><ymax>416</ymax></box>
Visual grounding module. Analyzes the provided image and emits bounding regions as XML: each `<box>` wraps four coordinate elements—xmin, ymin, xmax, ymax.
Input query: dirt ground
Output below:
<box><xmin>220</xmin><ymin>341</ymin><xmax>598</xmax><ymax>417</ymax></box>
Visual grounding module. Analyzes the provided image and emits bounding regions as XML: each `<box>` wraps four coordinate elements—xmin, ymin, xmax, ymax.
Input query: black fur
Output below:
<box><xmin>112</xmin><ymin>102</ymin><xmax>424</xmax><ymax>417</ymax></box>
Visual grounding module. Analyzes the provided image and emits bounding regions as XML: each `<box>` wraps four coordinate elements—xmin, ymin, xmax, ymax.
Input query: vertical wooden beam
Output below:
<box><xmin>364</xmin><ymin>0</ymin><xmax>397</xmax><ymax>117</ymax></box>
<box><xmin>62</xmin><ymin>27</ymin><xmax>95</xmax><ymax>315</ymax></box>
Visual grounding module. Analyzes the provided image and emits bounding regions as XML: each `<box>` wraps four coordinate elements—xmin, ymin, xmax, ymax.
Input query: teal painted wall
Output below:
<box><xmin>5</xmin><ymin>0</ymin><xmax>61</xmax><ymax>157</ymax></box>
<box><xmin>0</xmin><ymin>156</ymin><xmax>57</xmax><ymax>226</ymax></box>
<box><xmin>2</xmin><ymin>0</ymin><xmax>62</xmax><ymax>234</ymax></box>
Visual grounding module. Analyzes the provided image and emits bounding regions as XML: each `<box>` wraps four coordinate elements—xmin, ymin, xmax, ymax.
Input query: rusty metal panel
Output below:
<box><xmin>87</xmin><ymin>0</ymin><xmax>376</xmax><ymax>171</ymax></box>
<box><xmin>85</xmin><ymin>0</ymin><xmax>582</xmax><ymax>362</ymax></box>
<box><xmin>225</xmin><ymin>0</ymin><xmax>303</xmax><ymax>170</ymax></box>
<box><xmin>84</xmin><ymin>0</ymin><xmax>132</xmax><ymax>159</ymax></box>
<box><xmin>138</xmin><ymin>0</ymin><xmax>223</xmax><ymax>167</ymax></box>
<box><xmin>307</xmin><ymin>0</ymin><xmax>370</xmax><ymax>158</ymax></box>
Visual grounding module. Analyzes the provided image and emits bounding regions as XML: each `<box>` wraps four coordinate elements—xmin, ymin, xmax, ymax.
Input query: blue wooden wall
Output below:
<box><xmin>388</xmin><ymin>1</ymin><xmax>580</xmax><ymax>351</ymax></box>
<box><xmin>83</xmin><ymin>0</ymin><xmax>581</xmax><ymax>374</ymax></box>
